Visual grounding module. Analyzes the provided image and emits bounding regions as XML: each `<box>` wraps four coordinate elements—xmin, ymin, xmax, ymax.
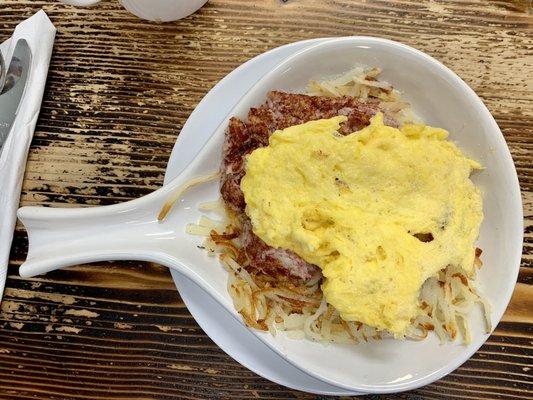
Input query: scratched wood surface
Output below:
<box><xmin>0</xmin><ymin>0</ymin><xmax>531</xmax><ymax>399</ymax></box>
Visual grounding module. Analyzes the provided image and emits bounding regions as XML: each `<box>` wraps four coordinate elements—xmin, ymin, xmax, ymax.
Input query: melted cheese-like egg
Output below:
<box><xmin>241</xmin><ymin>114</ymin><xmax>483</xmax><ymax>335</ymax></box>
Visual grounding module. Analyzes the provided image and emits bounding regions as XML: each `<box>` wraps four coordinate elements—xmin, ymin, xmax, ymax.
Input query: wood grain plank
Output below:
<box><xmin>0</xmin><ymin>0</ymin><xmax>531</xmax><ymax>399</ymax></box>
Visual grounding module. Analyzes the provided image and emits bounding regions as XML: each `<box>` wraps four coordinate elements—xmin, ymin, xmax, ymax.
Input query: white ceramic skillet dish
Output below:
<box><xmin>18</xmin><ymin>37</ymin><xmax>523</xmax><ymax>393</ymax></box>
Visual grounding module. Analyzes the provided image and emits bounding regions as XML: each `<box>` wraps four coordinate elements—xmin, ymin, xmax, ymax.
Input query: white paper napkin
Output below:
<box><xmin>0</xmin><ymin>11</ymin><xmax>56</xmax><ymax>299</ymax></box>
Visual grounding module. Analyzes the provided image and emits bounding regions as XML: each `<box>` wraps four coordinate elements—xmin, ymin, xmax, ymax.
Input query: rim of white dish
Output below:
<box><xmin>168</xmin><ymin>36</ymin><xmax>524</xmax><ymax>394</ymax></box>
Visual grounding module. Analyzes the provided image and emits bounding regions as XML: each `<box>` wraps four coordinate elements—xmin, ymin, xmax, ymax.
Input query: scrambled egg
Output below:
<box><xmin>240</xmin><ymin>114</ymin><xmax>483</xmax><ymax>335</ymax></box>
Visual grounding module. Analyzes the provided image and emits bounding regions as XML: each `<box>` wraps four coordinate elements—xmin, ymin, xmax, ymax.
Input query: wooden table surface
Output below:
<box><xmin>1</xmin><ymin>1</ymin><xmax>531</xmax><ymax>399</ymax></box>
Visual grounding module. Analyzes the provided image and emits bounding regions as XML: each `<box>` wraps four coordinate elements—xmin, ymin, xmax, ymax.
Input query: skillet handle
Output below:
<box><xmin>16</xmin><ymin>197</ymin><xmax>165</xmax><ymax>278</ymax></box>
<box><xmin>17</xmin><ymin>114</ymin><xmax>223</xmax><ymax>278</ymax></box>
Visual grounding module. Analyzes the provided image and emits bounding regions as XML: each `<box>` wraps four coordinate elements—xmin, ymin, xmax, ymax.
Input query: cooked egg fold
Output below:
<box><xmin>241</xmin><ymin>113</ymin><xmax>483</xmax><ymax>335</ymax></box>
